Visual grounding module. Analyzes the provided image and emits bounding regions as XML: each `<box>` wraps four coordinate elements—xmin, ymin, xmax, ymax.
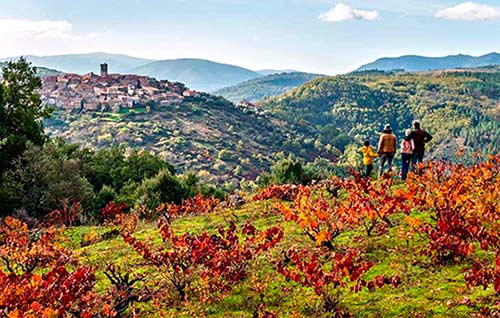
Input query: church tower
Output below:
<box><xmin>100</xmin><ymin>63</ymin><xmax>108</xmax><ymax>77</ymax></box>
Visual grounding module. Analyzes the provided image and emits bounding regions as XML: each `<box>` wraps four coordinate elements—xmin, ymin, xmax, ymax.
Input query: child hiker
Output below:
<box><xmin>360</xmin><ymin>140</ymin><xmax>379</xmax><ymax>177</ymax></box>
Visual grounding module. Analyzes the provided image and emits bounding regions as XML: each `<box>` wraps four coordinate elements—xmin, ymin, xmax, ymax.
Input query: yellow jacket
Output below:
<box><xmin>360</xmin><ymin>145</ymin><xmax>379</xmax><ymax>165</ymax></box>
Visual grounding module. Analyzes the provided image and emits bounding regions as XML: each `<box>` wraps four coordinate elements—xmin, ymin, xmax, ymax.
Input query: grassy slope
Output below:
<box><xmin>67</xmin><ymin>192</ymin><xmax>495</xmax><ymax>318</ymax></box>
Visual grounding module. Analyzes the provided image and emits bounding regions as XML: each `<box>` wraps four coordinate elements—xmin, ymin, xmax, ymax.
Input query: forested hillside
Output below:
<box><xmin>214</xmin><ymin>72</ymin><xmax>323</xmax><ymax>102</ymax></box>
<box><xmin>263</xmin><ymin>68</ymin><xmax>500</xmax><ymax>162</ymax></box>
<box><xmin>45</xmin><ymin>93</ymin><xmax>346</xmax><ymax>185</ymax></box>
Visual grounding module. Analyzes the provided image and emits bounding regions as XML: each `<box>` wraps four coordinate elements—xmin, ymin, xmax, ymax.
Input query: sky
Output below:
<box><xmin>0</xmin><ymin>0</ymin><xmax>499</xmax><ymax>74</ymax></box>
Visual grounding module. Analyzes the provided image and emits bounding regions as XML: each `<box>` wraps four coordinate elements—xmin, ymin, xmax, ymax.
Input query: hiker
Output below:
<box><xmin>401</xmin><ymin>129</ymin><xmax>415</xmax><ymax>180</ymax></box>
<box><xmin>377</xmin><ymin>124</ymin><xmax>397</xmax><ymax>177</ymax></box>
<box><xmin>406</xmin><ymin>121</ymin><xmax>433</xmax><ymax>166</ymax></box>
<box><xmin>360</xmin><ymin>140</ymin><xmax>379</xmax><ymax>177</ymax></box>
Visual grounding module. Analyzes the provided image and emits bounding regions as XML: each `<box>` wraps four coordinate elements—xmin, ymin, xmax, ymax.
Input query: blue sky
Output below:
<box><xmin>1</xmin><ymin>0</ymin><xmax>499</xmax><ymax>74</ymax></box>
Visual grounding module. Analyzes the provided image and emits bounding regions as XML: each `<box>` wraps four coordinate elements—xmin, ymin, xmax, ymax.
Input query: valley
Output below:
<box><xmin>0</xmin><ymin>51</ymin><xmax>500</xmax><ymax>318</ymax></box>
<box><xmin>36</xmin><ymin>63</ymin><xmax>500</xmax><ymax>184</ymax></box>
<box><xmin>1</xmin><ymin>1</ymin><xmax>500</xmax><ymax>315</ymax></box>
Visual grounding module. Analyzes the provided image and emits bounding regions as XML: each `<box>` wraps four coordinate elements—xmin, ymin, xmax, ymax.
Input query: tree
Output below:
<box><xmin>0</xmin><ymin>142</ymin><xmax>95</xmax><ymax>218</ymax></box>
<box><xmin>0</xmin><ymin>58</ymin><xmax>51</xmax><ymax>173</ymax></box>
<box><xmin>120</xmin><ymin>149</ymin><xmax>174</xmax><ymax>185</ymax></box>
<box><xmin>268</xmin><ymin>154</ymin><xmax>310</xmax><ymax>185</ymax></box>
<box><xmin>133</xmin><ymin>169</ymin><xmax>190</xmax><ymax>208</ymax></box>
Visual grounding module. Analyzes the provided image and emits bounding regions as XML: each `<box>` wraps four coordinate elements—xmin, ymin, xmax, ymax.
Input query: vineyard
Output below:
<box><xmin>0</xmin><ymin>155</ymin><xmax>498</xmax><ymax>318</ymax></box>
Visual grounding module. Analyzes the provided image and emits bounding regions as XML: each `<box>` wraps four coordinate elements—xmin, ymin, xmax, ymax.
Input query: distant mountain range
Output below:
<box><xmin>257</xmin><ymin>69</ymin><xmax>298</xmax><ymax>76</ymax></box>
<box><xmin>214</xmin><ymin>72</ymin><xmax>323</xmax><ymax>102</ymax></box>
<box><xmin>356</xmin><ymin>52</ymin><xmax>500</xmax><ymax>72</ymax></box>
<box><xmin>0</xmin><ymin>53</ymin><xmax>153</xmax><ymax>75</ymax></box>
<box><xmin>130</xmin><ymin>59</ymin><xmax>261</xmax><ymax>92</ymax></box>
<box><xmin>0</xmin><ymin>53</ymin><xmax>262</xmax><ymax>92</ymax></box>
<box><xmin>5</xmin><ymin>51</ymin><xmax>500</xmax><ymax>92</ymax></box>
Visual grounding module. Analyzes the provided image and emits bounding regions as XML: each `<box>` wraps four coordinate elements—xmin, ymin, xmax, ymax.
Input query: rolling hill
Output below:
<box><xmin>357</xmin><ymin>52</ymin><xmax>500</xmax><ymax>72</ymax></box>
<box><xmin>44</xmin><ymin>92</ymin><xmax>342</xmax><ymax>185</ymax></box>
<box><xmin>1</xmin><ymin>52</ymin><xmax>153</xmax><ymax>75</ymax></box>
<box><xmin>0</xmin><ymin>62</ymin><xmax>62</xmax><ymax>78</ymax></box>
<box><xmin>262</xmin><ymin>67</ymin><xmax>500</xmax><ymax>162</ymax></box>
<box><xmin>214</xmin><ymin>72</ymin><xmax>323</xmax><ymax>103</ymax></box>
<box><xmin>130</xmin><ymin>58</ymin><xmax>262</xmax><ymax>92</ymax></box>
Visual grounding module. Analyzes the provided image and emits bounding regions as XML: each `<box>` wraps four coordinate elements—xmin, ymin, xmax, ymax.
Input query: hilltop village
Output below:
<box><xmin>40</xmin><ymin>63</ymin><xmax>201</xmax><ymax>113</ymax></box>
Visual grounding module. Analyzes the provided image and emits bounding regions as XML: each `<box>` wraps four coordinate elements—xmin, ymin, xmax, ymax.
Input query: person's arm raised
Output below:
<box><xmin>424</xmin><ymin>131</ymin><xmax>433</xmax><ymax>143</ymax></box>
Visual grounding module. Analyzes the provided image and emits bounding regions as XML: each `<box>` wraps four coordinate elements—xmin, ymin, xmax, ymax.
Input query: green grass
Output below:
<box><xmin>66</xmin><ymin>197</ymin><xmax>497</xmax><ymax>318</ymax></box>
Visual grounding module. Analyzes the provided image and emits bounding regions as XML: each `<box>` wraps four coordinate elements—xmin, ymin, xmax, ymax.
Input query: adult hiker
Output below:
<box><xmin>406</xmin><ymin>121</ymin><xmax>433</xmax><ymax>166</ymax></box>
<box><xmin>360</xmin><ymin>140</ymin><xmax>379</xmax><ymax>178</ymax></box>
<box><xmin>400</xmin><ymin>129</ymin><xmax>415</xmax><ymax>180</ymax></box>
<box><xmin>377</xmin><ymin>124</ymin><xmax>397</xmax><ymax>177</ymax></box>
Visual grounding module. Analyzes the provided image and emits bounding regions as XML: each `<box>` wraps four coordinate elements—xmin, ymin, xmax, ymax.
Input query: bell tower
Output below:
<box><xmin>100</xmin><ymin>63</ymin><xmax>108</xmax><ymax>77</ymax></box>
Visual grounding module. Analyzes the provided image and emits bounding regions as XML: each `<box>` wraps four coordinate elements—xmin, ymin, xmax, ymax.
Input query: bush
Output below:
<box><xmin>304</xmin><ymin>157</ymin><xmax>339</xmax><ymax>181</ymax></box>
<box><xmin>218</xmin><ymin>149</ymin><xmax>232</xmax><ymax>161</ymax></box>
<box><xmin>260</xmin><ymin>154</ymin><xmax>311</xmax><ymax>186</ymax></box>
<box><xmin>95</xmin><ymin>185</ymin><xmax>118</xmax><ymax>211</ymax></box>
<box><xmin>133</xmin><ymin>169</ymin><xmax>190</xmax><ymax>208</ymax></box>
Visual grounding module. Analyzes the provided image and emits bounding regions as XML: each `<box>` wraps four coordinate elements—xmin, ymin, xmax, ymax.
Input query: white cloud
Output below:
<box><xmin>0</xmin><ymin>18</ymin><xmax>98</xmax><ymax>40</ymax></box>
<box><xmin>435</xmin><ymin>2</ymin><xmax>500</xmax><ymax>20</ymax></box>
<box><xmin>319</xmin><ymin>3</ymin><xmax>379</xmax><ymax>22</ymax></box>
<box><xmin>0</xmin><ymin>18</ymin><xmax>100</xmax><ymax>58</ymax></box>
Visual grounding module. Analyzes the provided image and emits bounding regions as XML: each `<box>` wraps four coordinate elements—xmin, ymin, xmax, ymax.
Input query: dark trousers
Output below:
<box><xmin>412</xmin><ymin>152</ymin><xmax>425</xmax><ymax>165</ymax></box>
<box><xmin>412</xmin><ymin>152</ymin><xmax>425</xmax><ymax>175</ymax></box>
<box><xmin>401</xmin><ymin>153</ymin><xmax>412</xmax><ymax>180</ymax></box>
<box><xmin>365</xmin><ymin>164</ymin><xmax>374</xmax><ymax>177</ymax></box>
<box><xmin>378</xmin><ymin>152</ymin><xmax>394</xmax><ymax>177</ymax></box>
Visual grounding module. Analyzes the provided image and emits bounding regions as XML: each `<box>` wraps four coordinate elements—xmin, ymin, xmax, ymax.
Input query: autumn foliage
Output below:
<box><xmin>276</xmin><ymin>186</ymin><xmax>349</xmax><ymax>249</ymax></box>
<box><xmin>333</xmin><ymin>174</ymin><xmax>411</xmax><ymax>235</ymax></box>
<box><xmin>44</xmin><ymin>201</ymin><xmax>82</xmax><ymax>227</ymax></box>
<box><xmin>0</xmin><ymin>265</ymin><xmax>98</xmax><ymax>318</ymax></box>
<box><xmin>404</xmin><ymin>156</ymin><xmax>500</xmax><ymax>262</ymax></box>
<box><xmin>252</xmin><ymin>184</ymin><xmax>301</xmax><ymax>202</ymax></box>
<box><xmin>100</xmin><ymin>201</ymin><xmax>130</xmax><ymax>225</ymax></box>
<box><xmin>1</xmin><ymin>153</ymin><xmax>499</xmax><ymax>317</ymax></box>
<box><xmin>155</xmin><ymin>194</ymin><xmax>220</xmax><ymax>221</ymax></box>
<box><xmin>0</xmin><ymin>217</ymin><xmax>114</xmax><ymax>317</ymax></box>
<box><xmin>275</xmin><ymin>174</ymin><xmax>411</xmax><ymax>249</ymax></box>
<box><xmin>0</xmin><ymin>217</ymin><xmax>71</xmax><ymax>274</ymax></box>
<box><xmin>277</xmin><ymin>248</ymin><xmax>400</xmax><ymax>316</ymax></box>
<box><xmin>121</xmin><ymin>216</ymin><xmax>283</xmax><ymax>305</ymax></box>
